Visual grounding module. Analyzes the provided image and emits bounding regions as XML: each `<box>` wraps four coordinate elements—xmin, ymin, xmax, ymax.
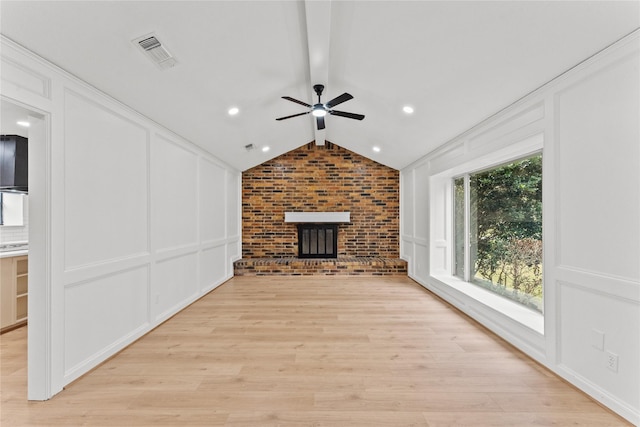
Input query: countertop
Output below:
<box><xmin>0</xmin><ymin>242</ymin><xmax>28</xmax><ymax>259</ymax></box>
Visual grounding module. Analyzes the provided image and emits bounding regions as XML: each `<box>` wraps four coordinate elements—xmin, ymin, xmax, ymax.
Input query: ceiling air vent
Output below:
<box><xmin>133</xmin><ymin>33</ymin><xmax>177</xmax><ymax>70</ymax></box>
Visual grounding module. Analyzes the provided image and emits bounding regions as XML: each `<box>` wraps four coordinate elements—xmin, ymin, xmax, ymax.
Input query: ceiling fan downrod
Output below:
<box><xmin>313</xmin><ymin>84</ymin><xmax>325</xmax><ymax>103</ymax></box>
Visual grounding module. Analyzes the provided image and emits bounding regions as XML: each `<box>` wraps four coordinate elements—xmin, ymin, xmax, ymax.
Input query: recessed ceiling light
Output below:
<box><xmin>373</xmin><ymin>146</ymin><xmax>381</xmax><ymax>153</ymax></box>
<box><xmin>228</xmin><ymin>107</ymin><xmax>239</xmax><ymax>116</ymax></box>
<box><xmin>262</xmin><ymin>146</ymin><xmax>270</xmax><ymax>152</ymax></box>
<box><xmin>403</xmin><ymin>106</ymin><xmax>414</xmax><ymax>114</ymax></box>
<box><xmin>16</xmin><ymin>121</ymin><xmax>30</xmax><ymax>127</ymax></box>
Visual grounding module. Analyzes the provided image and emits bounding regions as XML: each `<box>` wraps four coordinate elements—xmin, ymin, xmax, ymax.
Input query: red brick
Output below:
<box><xmin>242</xmin><ymin>142</ymin><xmax>399</xmax><ymax>259</ymax></box>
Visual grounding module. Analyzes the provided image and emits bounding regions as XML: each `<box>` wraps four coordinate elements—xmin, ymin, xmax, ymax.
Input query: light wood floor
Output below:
<box><xmin>1</xmin><ymin>276</ymin><xmax>630</xmax><ymax>426</ymax></box>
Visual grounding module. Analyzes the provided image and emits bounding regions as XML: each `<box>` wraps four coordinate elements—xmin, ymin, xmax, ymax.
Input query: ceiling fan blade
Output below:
<box><xmin>282</xmin><ymin>96</ymin><xmax>311</xmax><ymax>108</ymax></box>
<box><xmin>316</xmin><ymin>116</ymin><xmax>325</xmax><ymax>130</ymax></box>
<box><xmin>329</xmin><ymin>110</ymin><xmax>365</xmax><ymax>120</ymax></box>
<box><xmin>276</xmin><ymin>111</ymin><xmax>311</xmax><ymax>121</ymax></box>
<box><xmin>325</xmin><ymin>93</ymin><xmax>353</xmax><ymax>108</ymax></box>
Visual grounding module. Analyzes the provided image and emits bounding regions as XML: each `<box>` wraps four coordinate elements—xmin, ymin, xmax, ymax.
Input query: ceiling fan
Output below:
<box><xmin>276</xmin><ymin>84</ymin><xmax>365</xmax><ymax>130</ymax></box>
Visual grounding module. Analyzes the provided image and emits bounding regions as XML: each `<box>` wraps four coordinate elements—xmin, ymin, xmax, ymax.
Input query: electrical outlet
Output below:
<box><xmin>606</xmin><ymin>351</ymin><xmax>619</xmax><ymax>372</ymax></box>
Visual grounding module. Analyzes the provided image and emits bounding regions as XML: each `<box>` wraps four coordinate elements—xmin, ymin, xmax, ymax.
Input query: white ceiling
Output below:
<box><xmin>1</xmin><ymin>1</ymin><xmax>638</xmax><ymax>171</ymax></box>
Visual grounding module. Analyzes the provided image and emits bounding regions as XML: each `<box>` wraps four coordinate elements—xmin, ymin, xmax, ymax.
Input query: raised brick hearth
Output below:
<box><xmin>233</xmin><ymin>257</ymin><xmax>407</xmax><ymax>276</ymax></box>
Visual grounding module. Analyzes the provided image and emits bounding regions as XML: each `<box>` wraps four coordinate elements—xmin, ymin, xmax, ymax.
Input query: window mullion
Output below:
<box><xmin>463</xmin><ymin>174</ymin><xmax>471</xmax><ymax>283</ymax></box>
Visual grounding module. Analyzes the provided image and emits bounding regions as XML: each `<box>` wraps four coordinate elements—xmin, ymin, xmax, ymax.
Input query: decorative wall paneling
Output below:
<box><xmin>400</xmin><ymin>30</ymin><xmax>640</xmax><ymax>424</ymax></box>
<box><xmin>63</xmin><ymin>266</ymin><xmax>149</xmax><ymax>379</ymax></box>
<box><xmin>63</xmin><ymin>89</ymin><xmax>150</xmax><ymax>270</ymax></box>
<box><xmin>151</xmin><ymin>133</ymin><xmax>199</xmax><ymax>252</ymax></box>
<box><xmin>0</xmin><ymin>56</ymin><xmax>51</xmax><ymax>100</ymax></box>
<box><xmin>0</xmin><ymin>36</ymin><xmax>241</xmax><ymax>400</ymax></box>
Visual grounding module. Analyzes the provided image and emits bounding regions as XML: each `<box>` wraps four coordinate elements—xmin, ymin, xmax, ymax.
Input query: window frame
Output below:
<box><xmin>452</xmin><ymin>153</ymin><xmax>543</xmax><ymax>309</ymax></box>
<box><xmin>429</xmin><ymin>133</ymin><xmax>544</xmax><ymax>334</ymax></box>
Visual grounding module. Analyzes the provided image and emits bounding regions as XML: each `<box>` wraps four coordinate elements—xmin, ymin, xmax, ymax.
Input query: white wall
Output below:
<box><xmin>0</xmin><ymin>36</ymin><xmax>241</xmax><ymax>398</ymax></box>
<box><xmin>401</xmin><ymin>31</ymin><xmax>640</xmax><ymax>423</ymax></box>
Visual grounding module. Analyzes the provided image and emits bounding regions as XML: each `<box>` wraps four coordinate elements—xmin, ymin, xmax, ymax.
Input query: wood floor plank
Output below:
<box><xmin>489</xmin><ymin>391</ymin><xmax>610</xmax><ymax>413</ymax></box>
<box><xmin>197</xmin><ymin>373</ymin><xmax>366</xmax><ymax>393</ymax></box>
<box><xmin>312</xmin><ymin>391</ymin><xmax>502</xmax><ymax>412</ymax></box>
<box><xmin>422</xmin><ymin>411</ymin><xmax>626</xmax><ymax>427</ymax></box>
<box><xmin>225</xmin><ymin>410</ymin><xmax>429</xmax><ymax>426</ymax></box>
<box><xmin>0</xmin><ymin>275</ymin><xmax>631</xmax><ymax>426</ymax></box>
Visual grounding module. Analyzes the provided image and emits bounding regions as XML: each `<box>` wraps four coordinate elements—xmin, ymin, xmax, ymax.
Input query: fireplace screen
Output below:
<box><xmin>297</xmin><ymin>224</ymin><xmax>338</xmax><ymax>258</ymax></box>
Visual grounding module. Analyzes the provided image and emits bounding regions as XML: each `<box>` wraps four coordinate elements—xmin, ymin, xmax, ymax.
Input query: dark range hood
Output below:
<box><xmin>0</xmin><ymin>135</ymin><xmax>28</xmax><ymax>194</ymax></box>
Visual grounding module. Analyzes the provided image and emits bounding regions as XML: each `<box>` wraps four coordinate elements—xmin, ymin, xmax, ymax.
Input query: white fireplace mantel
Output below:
<box><xmin>284</xmin><ymin>212</ymin><xmax>350</xmax><ymax>223</ymax></box>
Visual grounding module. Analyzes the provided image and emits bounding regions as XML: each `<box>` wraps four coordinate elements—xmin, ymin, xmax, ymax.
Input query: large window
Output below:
<box><xmin>453</xmin><ymin>154</ymin><xmax>543</xmax><ymax>313</ymax></box>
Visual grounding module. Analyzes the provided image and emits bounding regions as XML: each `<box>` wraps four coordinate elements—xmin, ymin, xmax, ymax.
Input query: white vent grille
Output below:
<box><xmin>133</xmin><ymin>33</ymin><xmax>177</xmax><ymax>70</ymax></box>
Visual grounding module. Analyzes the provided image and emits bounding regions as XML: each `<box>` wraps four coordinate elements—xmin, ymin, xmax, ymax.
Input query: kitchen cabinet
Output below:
<box><xmin>0</xmin><ymin>134</ymin><xmax>29</xmax><ymax>192</ymax></box>
<box><xmin>1</xmin><ymin>255</ymin><xmax>28</xmax><ymax>332</ymax></box>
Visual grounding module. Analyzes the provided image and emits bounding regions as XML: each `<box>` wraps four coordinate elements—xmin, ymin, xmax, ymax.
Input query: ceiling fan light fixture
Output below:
<box><xmin>276</xmin><ymin>86</ymin><xmax>363</xmax><ymax>131</ymax></box>
<box><xmin>311</xmin><ymin>105</ymin><xmax>327</xmax><ymax>117</ymax></box>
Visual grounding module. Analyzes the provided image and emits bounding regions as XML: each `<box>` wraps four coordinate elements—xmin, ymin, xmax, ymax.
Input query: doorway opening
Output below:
<box><xmin>1</xmin><ymin>97</ymin><xmax>50</xmax><ymax>400</ymax></box>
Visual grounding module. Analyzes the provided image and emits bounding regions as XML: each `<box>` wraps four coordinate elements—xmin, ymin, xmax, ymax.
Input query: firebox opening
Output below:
<box><xmin>297</xmin><ymin>224</ymin><xmax>338</xmax><ymax>259</ymax></box>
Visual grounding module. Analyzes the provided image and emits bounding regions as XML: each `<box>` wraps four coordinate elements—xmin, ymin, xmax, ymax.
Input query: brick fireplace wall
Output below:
<box><xmin>242</xmin><ymin>142</ymin><xmax>399</xmax><ymax>258</ymax></box>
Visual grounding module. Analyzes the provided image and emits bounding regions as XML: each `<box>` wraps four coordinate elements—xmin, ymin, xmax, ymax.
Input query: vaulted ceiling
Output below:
<box><xmin>1</xmin><ymin>1</ymin><xmax>638</xmax><ymax>171</ymax></box>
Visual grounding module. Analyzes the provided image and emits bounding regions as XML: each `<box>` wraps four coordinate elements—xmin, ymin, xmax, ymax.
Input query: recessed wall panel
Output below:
<box><xmin>401</xmin><ymin>170</ymin><xmax>414</xmax><ymax>237</ymax></box>
<box><xmin>1</xmin><ymin>56</ymin><xmax>50</xmax><ymax>99</ymax></box>
<box><xmin>556</xmin><ymin>53</ymin><xmax>640</xmax><ymax>281</ymax></box>
<box><xmin>154</xmin><ymin>253</ymin><xmax>198</xmax><ymax>319</ymax></box>
<box><xmin>227</xmin><ymin>241</ymin><xmax>240</xmax><ymax>262</ymax></box>
<box><xmin>414</xmin><ymin>243</ymin><xmax>429</xmax><ymax>280</ymax></box>
<box><xmin>152</xmin><ymin>135</ymin><xmax>198</xmax><ymax>251</ymax></box>
<box><xmin>402</xmin><ymin>240</ymin><xmax>413</xmax><ymax>260</ymax></box>
<box><xmin>64</xmin><ymin>267</ymin><xmax>148</xmax><ymax>374</ymax></box>
<box><xmin>430</xmin><ymin>177</ymin><xmax>450</xmax><ymax>242</ymax></box>
<box><xmin>200</xmin><ymin>245</ymin><xmax>226</xmax><ymax>291</ymax></box>
<box><xmin>431</xmin><ymin>246</ymin><xmax>448</xmax><ymax>276</ymax></box>
<box><xmin>226</xmin><ymin>171</ymin><xmax>239</xmax><ymax>238</ymax></box>
<box><xmin>559</xmin><ymin>282</ymin><xmax>640</xmax><ymax>409</ymax></box>
<box><xmin>199</xmin><ymin>158</ymin><xmax>226</xmax><ymax>242</ymax></box>
<box><xmin>414</xmin><ymin>163</ymin><xmax>430</xmax><ymax>240</ymax></box>
<box><xmin>64</xmin><ymin>91</ymin><xmax>148</xmax><ymax>269</ymax></box>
